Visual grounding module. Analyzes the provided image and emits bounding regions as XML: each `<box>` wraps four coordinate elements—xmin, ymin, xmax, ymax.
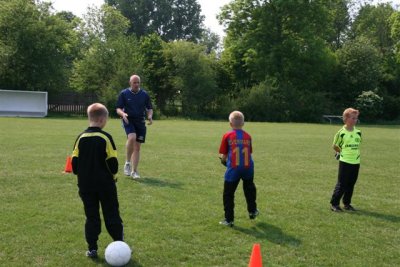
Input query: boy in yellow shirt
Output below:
<box><xmin>330</xmin><ymin>108</ymin><xmax>362</xmax><ymax>212</ymax></box>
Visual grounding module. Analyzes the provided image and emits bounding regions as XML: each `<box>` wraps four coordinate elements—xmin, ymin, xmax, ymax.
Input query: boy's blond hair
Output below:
<box><xmin>87</xmin><ymin>103</ymin><xmax>109</xmax><ymax>122</ymax></box>
<box><xmin>342</xmin><ymin>108</ymin><xmax>359</xmax><ymax>123</ymax></box>
<box><xmin>229</xmin><ymin>111</ymin><xmax>245</xmax><ymax>127</ymax></box>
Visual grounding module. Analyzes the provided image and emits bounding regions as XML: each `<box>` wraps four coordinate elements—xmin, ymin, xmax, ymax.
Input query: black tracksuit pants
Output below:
<box><xmin>223</xmin><ymin>178</ymin><xmax>257</xmax><ymax>222</ymax></box>
<box><xmin>79</xmin><ymin>187</ymin><xmax>123</xmax><ymax>251</ymax></box>
<box><xmin>330</xmin><ymin>161</ymin><xmax>360</xmax><ymax>206</ymax></box>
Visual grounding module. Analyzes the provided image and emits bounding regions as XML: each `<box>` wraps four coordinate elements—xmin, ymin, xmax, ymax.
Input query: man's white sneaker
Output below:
<box><xmin>131</xmin><ymin>172</ymin><xmax>140</xmax><ymax>180</ymax></box>
<box><xmin>124</xmin><ymin>162</ymin><xmax>131</xmax><ymax>176</ymax></box>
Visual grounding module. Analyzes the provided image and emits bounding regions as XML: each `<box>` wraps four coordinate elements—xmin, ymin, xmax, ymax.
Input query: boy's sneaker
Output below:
<box><xmin>249</xmin><ymin>209</ymin><xmax>259</xmax><ymax>219</ymax></box>
<box><xmin>331</xmin><ymin>205</ymin><xmax>343</xmax><ymax>212</ymax></box>
<box><xmin>344</xmin><ymin>205</ymin><xmax>356</xmax><ymax>211</ymax></box>
<box><xmin>219</xmin><ymin>220</ymin><xmax>234</xmax><ymax>227</ymax></box>
<box><xmin>131</xmin><ymin>171</ymin><xmax>140</xmax><ymax>180</ymax></box>
<box><xmin>86</xmin><ymin>250</ymin><xmax>98</xmax><ymax>258</ymax></box>
<box><xmin>124</xmin><ymin>162</ymin><xmax>131</xmax><ymax>176</ymax></box>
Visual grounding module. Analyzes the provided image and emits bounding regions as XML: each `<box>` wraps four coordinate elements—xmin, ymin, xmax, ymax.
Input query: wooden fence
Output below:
<box><xmin>48</xmin><ymin>92</ymin><xmax>98</xmax><ymax>116</ymax></box>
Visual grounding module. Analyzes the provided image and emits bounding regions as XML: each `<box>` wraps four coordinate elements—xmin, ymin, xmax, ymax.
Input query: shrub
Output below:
<box><xmin>355</xmin><ymin>90</ymin><xmax>383</xmax><ymax>122</ymax></box>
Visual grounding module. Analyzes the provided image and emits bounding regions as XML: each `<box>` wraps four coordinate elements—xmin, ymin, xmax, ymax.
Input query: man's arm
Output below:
<box><xmin>116</xmin><ymin>108</ymin><xmax>129</xmax><ymax>124</ymax></box>
<box><xmin>147</xmin><ymin>109</ymin><xmax>153</xmax><ymax>125</ymax></box>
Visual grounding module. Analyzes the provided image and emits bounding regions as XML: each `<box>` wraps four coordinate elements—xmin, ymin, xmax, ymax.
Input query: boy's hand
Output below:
<box><xmin>335</xmin><ymin>152</ymin><xmax>340</xmax><ymax>160</ymax></box>
<box><xmin>219</xmin><ymin>156</ymin><xmax>227</xmax><ymax>166</ymax></box>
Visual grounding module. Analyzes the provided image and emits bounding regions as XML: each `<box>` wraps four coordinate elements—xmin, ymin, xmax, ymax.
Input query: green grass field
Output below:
<box><xmin>0</xmin><ymin>117</ymin><xmax>399</xmax><ymax>266</ymax></box>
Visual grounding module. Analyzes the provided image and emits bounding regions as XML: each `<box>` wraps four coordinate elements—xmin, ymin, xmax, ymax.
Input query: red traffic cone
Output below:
<box><xmin>248</xmin><ymin>243</ymin><xmax>262</xmax><ymax>267</ymax></box>
<box><xmin>63</xmin><ymin>156</ymin><xmax>73</xmax><ymax>173</ymax></box>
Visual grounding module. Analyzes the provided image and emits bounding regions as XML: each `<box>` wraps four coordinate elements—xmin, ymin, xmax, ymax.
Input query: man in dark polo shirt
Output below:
<box><xmin>116</xmin><ymin>74</ymin><xmax>153</xmax><ymax>179</ymax></box>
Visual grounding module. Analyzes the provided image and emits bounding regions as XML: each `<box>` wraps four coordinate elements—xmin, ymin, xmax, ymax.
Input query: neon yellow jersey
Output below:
<box><xmin>333</xmin><ymin>126</ymin><xmax>362</xmax><ymax>164</ymax></box>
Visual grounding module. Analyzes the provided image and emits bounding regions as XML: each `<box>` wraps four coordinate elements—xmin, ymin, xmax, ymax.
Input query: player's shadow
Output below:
<box><xmin>352</xmin><ymin>209</ymin><xmax>400</xmax><ymax>223</ymax></box>
<box><xmin>234</xmin><ymin>222</ymin><xmax>301</xmax><ymax>247</ymax></box>
<box><xmin>138</xmin><ymin>177</ymin><xmax>183</xmax><ymax>189</ymax></box>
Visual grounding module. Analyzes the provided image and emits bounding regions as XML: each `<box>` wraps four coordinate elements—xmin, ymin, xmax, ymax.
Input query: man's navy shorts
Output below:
<box><xmin>122</xmin><ymin>119</ymin><xmax>146</xmax><ymax>143</ymax></box>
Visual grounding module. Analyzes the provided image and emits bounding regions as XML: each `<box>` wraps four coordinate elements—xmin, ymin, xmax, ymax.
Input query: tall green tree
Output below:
<box><xmin>220</xmin><ymin>0</ymin><xmax>337</xmax><ymax>87</ymax></box>
<box><xmin>334</xmin><ymin>37</ymin><xmax>381</xmax><ymax>108</ymax></box>
<box><xmin>163</xmin><ymin>41</ymin><xmax>218</xmax><ymax>116</ymax></box>
<box><xmin>139</xmin><ymin>34</ymin><xmax>170</xmax><ymax>113</ymax></box>
<box><xmin>105</xmin><ymin>0</ymin><xmax>204</xmax><ymax>41</ymax></box>
<box><xmin>0</xmin><ymin>0</ymin><xmax>79</xmax><ymax>92</ymax></box>
<box><xmin>351</xmin><ymin>4</ymin><xmax>399</xmax><ymax>119</ymax></box>
<box><xmin>352</xmin><ymin>3</ymin><xmax>395</xmax><ymax>54</ymax></box>
<box><xmin>391</xmin><ymin>11</ymin><xmax>400</xmax><ymax>62</ymax></box>
<box><xmin>198</xmin><ymin>28</ymin><xmax>220</xmax><ymax>54</ymax></box>
<box><xmin>104</xmin><ymin>0</ymin><xmax>155</xmax><ymax>37</ymax></box>
<box><xmin>383</xmin><ymin>10</ymin><xmax>400</xmax><ymax>120</ymax></box>
<box><xmin>389</xmin><ymin>10</ymin><xmax>400</xmax><ymax>83</ymax></box>
<box><xmin>70</xmin><ymin>5</ymin><xmax>142</xmax><ymax>109</ymax></box>
<box><xmin>327</xmin><ymin>0</ymin><xmax>351</xmax><ymax>50</ymax></box>
<box><xmin>218</xmin><ymin>0</ymin><xmax>261</xmax><ymax>90</ymax></box>
<box><xmin>219</xmin><ymin>0</ymin><xmax>337</xmax><ymax>118</ymax></box>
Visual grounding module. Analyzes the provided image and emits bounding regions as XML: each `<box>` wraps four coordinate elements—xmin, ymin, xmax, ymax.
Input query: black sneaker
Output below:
<box><xmin>86</xmin><ymin>250</ymin><xmax>98</xmax><ymax>258</ymax></box>
<box><xmin>331</xmin><ymin>205</ymin><xmax>343</xmax><ymax>212</ymax></box>
<box><xmin>219</xmin><ymin>219</ymin><xmax>234</xmax><ymax>227</ymax></box>
<box><xmin>249</xmin><ymin>209</ymin><xmax>259</xmax><ymax>219</ymax></box>
<box><xmin>344</xmin><ymin>205</ymin><xmax>356</xmax><ymax>211</ymax></box>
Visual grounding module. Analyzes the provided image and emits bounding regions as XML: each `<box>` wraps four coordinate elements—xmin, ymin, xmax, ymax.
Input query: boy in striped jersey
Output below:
<box><xmin>330</xmin><ymin>108</ymin><xmax>362</xmax><ymax>212</ymax></box>
<box><xmin>218</xmin><ymin>111</ymin><xmax>258</xmax><ymax>227</ymax></box>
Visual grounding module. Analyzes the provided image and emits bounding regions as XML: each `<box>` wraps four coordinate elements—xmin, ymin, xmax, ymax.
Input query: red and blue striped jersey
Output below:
<box><xmin>219</xmin><ymin>129</ymin><xmax>253</xmax><ymax>169</ymax></box>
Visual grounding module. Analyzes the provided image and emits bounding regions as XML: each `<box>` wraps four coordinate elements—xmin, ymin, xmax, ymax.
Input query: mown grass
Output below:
<box><xmin>0</xmin><ymin>117</ymin><xmax>399</xmax><ymax>266</ymax></box>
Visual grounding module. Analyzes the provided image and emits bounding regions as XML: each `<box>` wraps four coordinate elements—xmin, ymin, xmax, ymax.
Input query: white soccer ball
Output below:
<box><xmin>104</xmin><ymin>241</ymin><xmax>132</xmax><ymax>266</ymax></box>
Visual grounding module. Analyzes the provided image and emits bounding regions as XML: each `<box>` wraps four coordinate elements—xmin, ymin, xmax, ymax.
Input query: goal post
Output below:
<box><xmin>0</xmin><ymin>89</ymin><xmax>48</xmax><ymax>117</ymax></box>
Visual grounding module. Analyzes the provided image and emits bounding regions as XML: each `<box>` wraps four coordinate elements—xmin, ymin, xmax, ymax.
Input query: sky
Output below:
<box><xmin>49</xmin><ymin>0</ymin><xmax>231</xmax><ymax>37</ymax></box>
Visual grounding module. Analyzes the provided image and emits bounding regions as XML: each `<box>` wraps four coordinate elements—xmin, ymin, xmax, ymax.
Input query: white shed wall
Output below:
<box><xmin>0</xmin><ymin>90</ymin><xmax>48</xmax><ymax>117</ymax></box>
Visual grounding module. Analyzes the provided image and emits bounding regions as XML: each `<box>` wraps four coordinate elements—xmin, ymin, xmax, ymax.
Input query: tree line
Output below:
<box><xmin>0</xmin><ymin>0</ymin><xmax>399</xmax><ymax>122</ymax></box>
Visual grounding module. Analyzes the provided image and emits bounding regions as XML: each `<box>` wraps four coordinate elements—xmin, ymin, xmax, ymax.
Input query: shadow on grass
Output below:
<box><xmin>137</xmin><ymin>177</ymin><xmax>183</xmax><ymax>189</ymax></box>
<box><xmin>234</xmin><ymin>222</ymin><xmax>301</xmax><ymax>247</ymax></box>
<box><xmin>94</xmin><ymin>257</ymin><xmax>143</xmax><ymax>267</ymax></box>
<box><xmin>353</xmin><ymin>209</ymin><xmax>400</xmax><ymax>223</ymax></box>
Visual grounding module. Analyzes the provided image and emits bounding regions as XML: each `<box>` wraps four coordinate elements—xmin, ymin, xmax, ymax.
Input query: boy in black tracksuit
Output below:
<box><xmin>72</xmin><ymin>103</ymin><xmax>124</xmax><ymax>258</ymax></box>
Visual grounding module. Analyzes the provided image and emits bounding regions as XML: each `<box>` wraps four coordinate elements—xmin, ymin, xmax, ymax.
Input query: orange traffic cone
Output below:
<box><xmin>63</xmin><ymin>156</ymin><xmax>73</xmax><ymax>173</ymax></box>
<box><xmin>248</xmin><ymin>243</ymin><xmax>262</xmax><ymax>267</ymax></box>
